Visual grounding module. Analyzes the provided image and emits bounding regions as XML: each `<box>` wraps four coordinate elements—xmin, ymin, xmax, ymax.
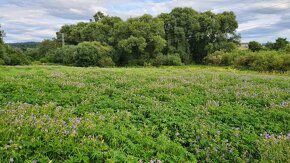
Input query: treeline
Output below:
<box><xmin>8</xmin><ymin>42</ymin><xmax>40</xmax><ymax>49</ymax></box>
<box><xmin>0</xmin><ymin>43</ymin><xmax>30</xmax><ymax>65</ymax></box>
<box><xmin>45</xmin><ymin>8</ymin><xmax>240</xmax><ymax>67</ymax></box>
<box><xmin>248</xmin><ymin>38</ymin><xmax>289</xmax><ymax>52</ymax></box>
<box><xmin>1</xmin><ymin>7</ymin><xmax>290</xmax><ymax>71</ymax></box>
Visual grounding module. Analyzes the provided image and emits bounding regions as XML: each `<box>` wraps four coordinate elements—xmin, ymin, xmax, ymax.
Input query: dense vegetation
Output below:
<box><xmin>205</xmin><ymin>49</ymin><xmax>290</xmax><ymax>71</ymax></box>
<box><xmin>50</xmin><ymin>8</ymin><xmax>239</xmax><ymax>66</ymax></box>
<box><xmin>0</xmin><ymin>43</ymin><xmax>30</xmax><ymax>65</ymax></box>
<box><xmin>0</xmin><ymin>7</ymin><xmax>289</xmax><ymax>71</ymax></box>
<box><xmin>0</xmin><ymin>66</ymin><xmax>289</xmax><ymax>162</ymax></box>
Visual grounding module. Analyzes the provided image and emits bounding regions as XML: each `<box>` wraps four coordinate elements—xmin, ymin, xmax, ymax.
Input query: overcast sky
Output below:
<box><xmin>0</xmin><ymin>0</ymin><xmax>289</xmax><ymax>43</ymax></box>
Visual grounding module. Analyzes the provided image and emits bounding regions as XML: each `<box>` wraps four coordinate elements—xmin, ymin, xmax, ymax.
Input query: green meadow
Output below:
<box><xmin>0</xmin><ymin>65</ymin><xmax>289</xmax><ymax>162</ymax></box>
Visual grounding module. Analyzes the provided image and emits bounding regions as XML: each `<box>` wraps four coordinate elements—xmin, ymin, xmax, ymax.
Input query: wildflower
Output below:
<box><xmin>265</xmin><ymin>133</ymin><xmax>270</xmax><ymax>139</ymax></box>
<box><xmin>32</xmin><ymin>160</ymin><xmax>37</xmax><ymax>163</ymax></box>
<box><xmin>150</xmin><ymin>160</ymin><xmax>154</xmax><ymax>163</ymax></box>
<box><xmin>9</xmin><ymin>157</ymin><xmax>14</xmax><ymax>163</ymax></box>
<box><xmin>196</xmin><ymin>149</ymin><xmax>200</xmax><ymax>153</ymax></box>
<box><xmin>99</xmin><ymin>116</ymin><xmax>105</xmax><ymax>119</ymax></box>
<box><xmin>156</xmin><ymin>160</ymin><xmax>162</xmax><ymax>163</ymax></box>
<box><xmin>229</xmin><ymin>149</ymin><xmax>233</xmax><ymax>153</ymax></box>
<box><xmin>139</xmin><ymin>160</ymin><xmax>143</xmax><ymax>163</ymax></box>
<box><xmin>175</xmin><ymin>132</ymin><xmax>180</xmax><ymax>136</ymax></box>
<box><xmin>9</xmin><ymin>140</ymin><xmax>13</xmax><ymax>144</ymax></box>
<box><xmin>287</xmin><ymin>133</ymin><xmax>290</xmax><ymax>139</ymax></box>
<box><xmin>278</xmin><ymin>135</ymin><xmax>282</xmax><ymax>139</ymax></box>
<box><xmin>64</xmin><ymin>130</ymin><xmax>69</xmax><ymax>135</ymax></box>
<box><xmin>76</xmin><ymin>118</ymin><xmax>81</xmax><ymax>124</ymax></box>
<box><xmin>214</xmin><ymin>147</ymin><xmax>217</xmax><ymax>152</ymax></box>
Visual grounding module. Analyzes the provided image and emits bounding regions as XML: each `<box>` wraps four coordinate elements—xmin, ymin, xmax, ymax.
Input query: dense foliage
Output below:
<box><xmin>248</xmin><ymin>41</ymin><xmax>263</xmax><ymax>52</ymax></box>
<box><xmin>205</xmin><ymin>50</ymin><xmax>290</xmax><ymax>71</ymax></box>
<box><xmin>0</xmin><ymin>66</ymin><xmax>289</xmax><ymax>162</ymax></box>
<box><xmin>265</xmin><ymin>37</ymin><xmax>289</xmax><ymax>51</ymax></box>
<box><xmin>51</xmin><ymin>8</ymin><xmax>239</xmax><ymax>66</ymax></box>
<box><xmin>0</xmin><ymin>43</ymin><xmax>30</xmax><ymax>65</ymax></box>
<box><xmin>48</xmin><ymin>42</ymin><xmax>114</xmax><ymax>67</ymax></box>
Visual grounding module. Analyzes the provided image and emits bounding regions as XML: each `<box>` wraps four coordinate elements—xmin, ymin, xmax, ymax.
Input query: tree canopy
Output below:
<box><xmin>54</xmin><ymin>8</ymin><xmax>240</xmax><ymax>66</ymax></box>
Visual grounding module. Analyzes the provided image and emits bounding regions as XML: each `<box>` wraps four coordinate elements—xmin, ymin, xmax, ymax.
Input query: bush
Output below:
<box><xmin>0</xmin><ymin>59</ymin><xmax>4</xmax><ymax>65</ymax></box>
<box><xmin>285</xmin><ymin>44</ymin><xmax>290</xmax><ymax>53</ymax></box>
<box><xmin>48</xmin><ymin>45</ymin><xmax>77</xmax><ymax>64</ymax></box>
<box><xmin>0</xmin><ymin>44</ymin><xmax>30</xmax><ymax>65</ymax></box>
<box><xmin>152</xmin><ymin>54</ymin><xmax>183</xmax><ymax>67</ymax></box>
<box><xmin>48</xmin><ymin>42</ymin><xmax>115</xmax><ymax>67</ymax></box>
<box><xmin>248</xmin><ymin>41</ymin><xmax>263</xmax><ymax>52</ymax></box>
<box><xmin>24</xmin><ymin>48</ymin><xmax>40</xmax><ymax>60</ymax></box>
<box><xmin>98</xmin><ymin>57</ymin><xmax>115</xmax><ymax>67</ymax></box>
<box><xmin>205</xmin><ymin>50</ymin><xmax>290</xmax><ymax>71</ymax></box>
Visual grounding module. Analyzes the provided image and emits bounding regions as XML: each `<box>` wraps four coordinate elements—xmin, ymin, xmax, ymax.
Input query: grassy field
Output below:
<box><xmin>0</xmin><ymin>65</ymin><xmax>289</xmax><ymax>162</ymax></box>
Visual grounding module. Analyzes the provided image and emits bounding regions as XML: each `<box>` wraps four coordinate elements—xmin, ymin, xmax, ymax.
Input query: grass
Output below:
<box><xmin>0</xmin><ymin>65</ymin><xmax>289</xmax><ymax>162</ymax></box>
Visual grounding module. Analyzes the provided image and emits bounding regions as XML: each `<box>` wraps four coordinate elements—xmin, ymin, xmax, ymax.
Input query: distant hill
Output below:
<box><xmin>8</xmin><ymin>42</ymin><xmax>40</xmax><ymax>49</ymax></box>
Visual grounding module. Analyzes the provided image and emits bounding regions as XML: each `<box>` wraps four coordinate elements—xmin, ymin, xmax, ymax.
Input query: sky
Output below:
<box><xmin>0</xmin><ymin>0</ymin><xmax>289</xmax><ymax>43</ymax></box>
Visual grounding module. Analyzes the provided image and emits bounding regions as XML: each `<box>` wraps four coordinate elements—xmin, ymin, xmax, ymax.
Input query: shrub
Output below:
<box><xmin>48</xmin><ymin>45</ymin><xmax>77</xmax><ymax>64</ymax></box>
<box><xmin>98</xmin><ymin>57</ymin><xmax>115</xmax><ymax>67</ymax></box>
<box><xmin>152</xmin><ymin>54</ymin><xmax>183</xmax><ymax>67</ymax></box>
<box><xmin>0</xmin><ymin>44</ymin><xmax>30</xmax><ymax>65</ymax></box>
<box><xmin>0</xmin><ymin>59</ymin><xmax>4</xmax><ymax>65</ymax></box>
<box><xmin>248</xmin><ymin>41</ymin><xmax>263</xmax><ymax>52</ymax></box>
<box><xmin>285</xmin><ymin>44</ymin><xmax>290</xmax><ymax>53</ymax></box>
<box><xmin>205</xmin><ymin>50</ymin><xmax>290</xmax><ymax>71</ymax></box>
<box><xmin>24</xmin><ymin>48</ymin><xmax>40</xmax><ymax>60</ymax></box>
<box><xmin>48</xmin><ymin>42</ymin><xmax>115</xmax><ymax>67</ymax></box>
<box><xmin>74</xmin><ymin>42</ymin><xmax>114</xmax><ymax>67</ymax></box>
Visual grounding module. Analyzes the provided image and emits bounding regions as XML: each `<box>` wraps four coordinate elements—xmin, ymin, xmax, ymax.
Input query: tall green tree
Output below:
<box><xmin>94</xmin><ymin>11</ymin><xmax>106</xmax><ymax>22</ymax></box>
<box><xmin>159</xmin><ymin>8</ymin><xmax>239</xmax><ymax>63</ymax></box>
<box><xmin>274</xmin><ymin>37</ymin><xmax>288</xmax><ymax>50</ymax></box>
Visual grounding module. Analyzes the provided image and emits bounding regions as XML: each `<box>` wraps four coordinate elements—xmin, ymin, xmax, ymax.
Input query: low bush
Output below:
<box><xmin>48</xmin><ymin>42</ymin><xmax>115</xmax><ymax>67</ymax></box>
<box><xmin>205</xmin><ymin>50</ymin><xmax>290</xmax><ymax>71</ymax></box>
<box><xmin>0</xmin><ymin>44</ymin><xmax>31</xmax><ymax>65</ymax></box>
<box><xmin>152</xmin><ymin>54</ymin><xmax>183</xmax><ymax>67</ymax></box>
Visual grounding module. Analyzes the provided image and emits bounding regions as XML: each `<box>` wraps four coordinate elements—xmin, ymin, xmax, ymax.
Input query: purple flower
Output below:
<box><xmin>139</xmin><ymin>160</ymin><xmax>143</xmax><ymax>163</ymax></box>
<box><xmin>265</xmin><ymin>133</ymin><xmax>270</xmax><ymax>139</ymax></box>
<box><xmin>9</xmin><ymin>157</ymin><xmax>14</xmax><ymax>163</ymax></box>
<box><xmin>63</xmin><ymin>130</ymin><xmax>69</xmax><ymax>135</ymax></box>
<box><xmin>229</xmin><ymin>149</ymin><xmax>233</xmax><ymax>153</ymax></box>
<box><xmin>150</xmin><ymin>160</ymin><xmax>154</xmax><ymax>163</ymax></box>
<box><xmin>32</xmin><ymin>160</ymin><xmax>37</xmax><ymax>163</ymax></box>
<box><xmin>287</xmin><ymin>133</ymin><xmax>290</xmax><ymax>139</ymax></box>
<box><xmin>156</xmin><ymin>160</ymin><xmax>162</xmax><ymax>163</ymax></box>
<box><xmin>76</xmin><ymin>118</ymin><xmax>81</xmax><ymax>124</ymax></box>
